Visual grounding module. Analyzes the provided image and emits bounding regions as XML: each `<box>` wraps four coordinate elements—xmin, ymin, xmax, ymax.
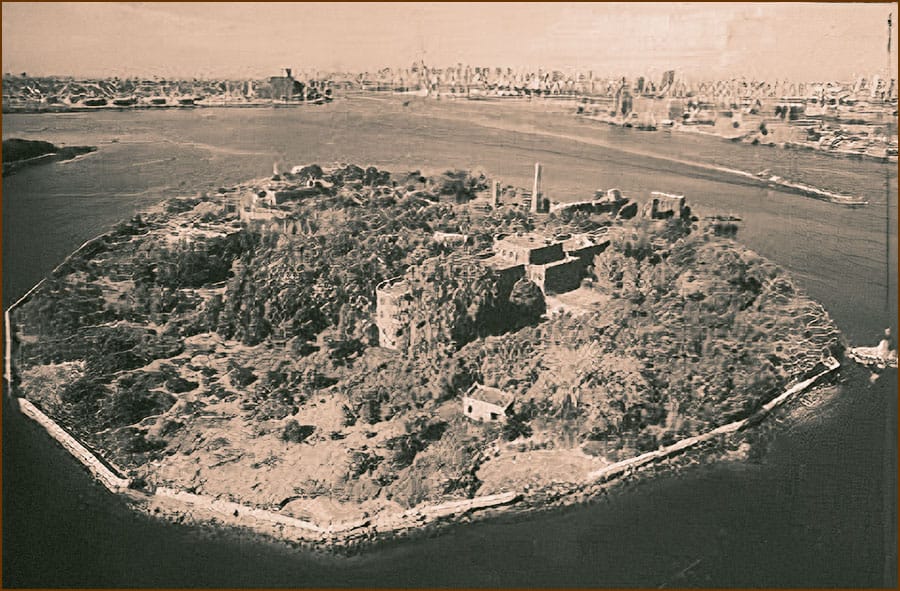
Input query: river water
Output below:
<box><xmin>2</xmin><ymin>96</ymin><xmax>897</xmax><ymax>587</ymax></box>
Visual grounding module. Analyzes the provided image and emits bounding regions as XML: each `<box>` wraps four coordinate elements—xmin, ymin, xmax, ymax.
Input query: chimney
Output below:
<box><xmin>531</xmin><ymin>162</ymin><xmax>542</xmax><ymax>213</ymax></box>
<box><xmin>285</xmin><ymin>68</ymin><xmax>292</xmax><ymax>79</ymax></box>
<box><xmin>492</xmin><ymin>180</ymin><xmax>500</xmax><ymax>206</ymax></box>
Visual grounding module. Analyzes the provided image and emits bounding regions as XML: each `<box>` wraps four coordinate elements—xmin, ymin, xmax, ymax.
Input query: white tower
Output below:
<box><xmin>531</xmin><ymin>162</ymin><xmax>542</xmax><ymax>213</ymax></box>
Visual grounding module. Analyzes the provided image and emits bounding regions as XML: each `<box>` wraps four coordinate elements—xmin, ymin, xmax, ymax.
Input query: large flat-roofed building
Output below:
<box><xmin>493</xmin><ymin>233</ymin><xmax>565</xmax><ymax>266</ymax></box>
<box><xmin>479</xmin><ymin>253</ymin><xmax>526</xmax><ymax>301</ymax></box>
<box><xmin>527</xmin><ymin>256</ymin><xmax>584</xmax><ymax>294</ymax></box>
<box><xmin>564</xmin><ymin>233</ymin><xmax>610</xmax><ymax>261</ymax></box>
<box><xmin>269</xmin><ymin>68</ymin><xmax>305</xmax><ymax>101</ymax></box>
<box><xmin>490</xmin><ymin>231</ymin><xmax>607</xmax><ymax>295</ymax></box>
<box><xmin>563</xmin><ymin>233</ymin><xmax>611</xmax><ymax>275</ymax></box>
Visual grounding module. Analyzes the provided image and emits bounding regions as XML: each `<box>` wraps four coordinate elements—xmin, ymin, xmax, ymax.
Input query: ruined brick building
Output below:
<box><xmin>374</xmin><ymin>277</ymin><xmax>411</xmax><ymax>351</ymax></box>
<box><xmin>374</xmin><ymin>231</ymin><xmax>609</xmax><ymax>351</ymax></box>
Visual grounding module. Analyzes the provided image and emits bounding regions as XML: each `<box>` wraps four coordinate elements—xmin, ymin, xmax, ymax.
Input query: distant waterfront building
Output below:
<box><xmin>269</xmin><ymin>68</ymin><xmax>304</xmax><ymax>101</ymax></box>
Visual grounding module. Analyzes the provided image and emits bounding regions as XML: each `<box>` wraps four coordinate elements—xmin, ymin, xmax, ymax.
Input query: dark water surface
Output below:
<box><xmin>3</xmin><ymin>97</ymin><xmax>897</xmax><ymax>587</ymax></box>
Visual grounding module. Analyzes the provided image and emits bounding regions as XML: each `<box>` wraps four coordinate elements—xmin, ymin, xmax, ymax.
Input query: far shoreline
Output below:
<box><xmin>2</xmin><ymin>99</ymin><xmax>332</xmax><ymax>115</ymax></box>
<box><xmin>5</xmin><ymin>92</ymin><xmax>896</xmax><ymax>166</ymax></box>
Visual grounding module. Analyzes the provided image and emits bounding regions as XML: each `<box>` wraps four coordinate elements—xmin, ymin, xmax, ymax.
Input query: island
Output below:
<box><xmin>7</xmin><ymin>163</ymin><xmax>844</xmax><ymax>550</ymax></box>
<box><xmin>2</xmin><ymin>138</ymin><xmax>96</xmax><ymax>175</ymax></box>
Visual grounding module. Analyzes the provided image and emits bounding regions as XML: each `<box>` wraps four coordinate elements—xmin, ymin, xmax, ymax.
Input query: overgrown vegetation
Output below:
<box><xmin>11</xmin><ymin>163</ymin><xmax>842</xmax><ymax>510</ymax></box>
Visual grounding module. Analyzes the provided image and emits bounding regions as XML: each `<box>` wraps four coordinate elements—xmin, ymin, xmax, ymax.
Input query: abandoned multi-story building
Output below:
<box><xmin>374</xmin><ymin>231</ymin><xmax>610</xmax><ymax>351</ymax></box>
<box><xmin>374</xmin><ymin>185</ymin><xmax>690</xmax><ymax>351</ymax></box>
<box><xmin>237</xmin><ymin>181</ymin><xmax>325</xmax><ymax>223</ymax></box>
<box><xmin>374</xmin><ymin>277</ymin><xmax>412</xmax><ymax>351</ymax></box>
<box><xmin>549</xmin><ymin>187</ymin><xmax>632</xmax><ymax>217</ymax></box>
<box><xmin>490</xmin><ymin>231</ymin><xmax>609</xmax><ymax>295</ymax></box>
<box><xmin>238</xmin><ymin>190</ymin><xmax>284</xmax><ymax>222</ymax></box>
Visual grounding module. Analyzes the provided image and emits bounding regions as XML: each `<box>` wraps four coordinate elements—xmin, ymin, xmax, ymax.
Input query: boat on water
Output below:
<box><xmin>754</xmin><ymin>169</ymin><xmax>868</xmax><ymax>207</ymax></box>
<box><xmin>81</xmin><ymin>97</ymin><xmax>108</xmax><ymax>107</ymax></box>
<box><xmin>635</xmin><ymin>111</ymin><xmax>657</xmax><ymax>131</ymax></box>
<box><xmin>848</xmin><ymin>347</ymin><xmax>898</xmax><ymax>369</ymax></box>
<box><xmin>848</xmin><ymin>329</ymin><xmax>898</xmax><ymax>370</ymax></box>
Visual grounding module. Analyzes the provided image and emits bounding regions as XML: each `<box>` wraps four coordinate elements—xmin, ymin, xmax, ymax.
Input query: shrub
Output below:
<box><xmin>508</xmin><ymin>278</ymin><xmax>546</xmax><ymax>325</ymax></box>
<box><xmin>341</xmin><ymin>404</ymin><xmax>358</xmax><ymax>427</ymax></box>
<box><xmin>349</xmin><ymin>450</ymin><xmax>383</xmax><ymax>478</ymax></box>
<box><xmin>581</xmin><ymin>440</ymin><xmax>609</xmax><ymax>457</ymax></box>
<box><xmin>165</xmin><ymin>376</ymin><xmax>198</xmax><ymax>393</ymax></box>
<box><xmin>104</xmin><ymin>388</ymin><xmax>175</xmax><ymax>429</ymax></box>
<box><xmin>281</xmin><ymin>420</ymin><xmax>315</xmax><ymax>443</ymax></box>
<box><xmin>160</xmin><ymin>419</ymin><xmax>184</xmax><ymax>437</ymax></box>
<box><xmin>230</xmin><ymin>364</ymin><xmax>257</xmax><ymax>387</ymax></box>
<box><xmin>125</xmin><ymin>430</ymin><xmax>168</xmax><ymax>454</ymax></box>
<box><xmin>502</xmin><ymin>416</ymin><xmax>533</xmax><ymax>441</ymax></box>
<box><xmin>60</xmin><ymin>375</ymin><xmax>108</xmax><ymax>404</ymax></box>
<box><xmin>164</xmin><ymin>197</ymin><xmax>201</xmax><ymax>214</ymax></box>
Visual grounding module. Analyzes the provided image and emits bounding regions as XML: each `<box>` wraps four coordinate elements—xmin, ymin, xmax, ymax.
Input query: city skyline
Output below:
<box><xmin>2</xmin><ymin>2</ymin><xmax>898</xmax><ymax>81</ymax></box>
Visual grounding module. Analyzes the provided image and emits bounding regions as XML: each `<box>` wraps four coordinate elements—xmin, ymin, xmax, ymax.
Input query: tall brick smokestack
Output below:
<box><xmin>531</xmin><ymin>162</ymin><xmax>542</xmax><ymax>213</ymax></box>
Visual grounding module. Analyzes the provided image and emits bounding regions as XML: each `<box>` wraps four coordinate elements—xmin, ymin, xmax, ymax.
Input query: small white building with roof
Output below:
<box><xmin>462</xmin><ymin>383</ymin><xmax>514</xmax><ymax>422</ymax></box>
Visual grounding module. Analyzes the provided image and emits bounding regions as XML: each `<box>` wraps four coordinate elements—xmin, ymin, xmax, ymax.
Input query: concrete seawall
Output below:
<box><xmin>17</xmin><ymin>398</ymin><xmax>131</xmax><ymax>492</ymax></box>
<box><xmin>155</xmin><ymin>487</ymin><xmax>326</xmax><ymax>535</ymax></box>
<box><xmin>151</xmin><ymin>486</ymin><xmax>519</xmax><ymax>542</ymax></box>
<box><xmin>585</xmin><ymin>357</ymin><xmax>840</xmax><ymax>483</ymax></box>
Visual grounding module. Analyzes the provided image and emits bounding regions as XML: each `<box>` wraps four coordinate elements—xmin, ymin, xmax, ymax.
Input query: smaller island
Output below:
<box><xmin>2</xmin><ymin>138</ymin><xmax>96</xmax><ymax>175</ymax></box>
<box><xmin>8</xmin><ymin>163</ymin><xmax>844</xmax><ymax>550</ymax></box>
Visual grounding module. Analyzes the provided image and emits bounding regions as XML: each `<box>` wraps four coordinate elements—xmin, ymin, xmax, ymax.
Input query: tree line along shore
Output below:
<box><xmin>2</xmin><ymin>138</ymin><xmax>96</xmax><ymax>175</ymax></box>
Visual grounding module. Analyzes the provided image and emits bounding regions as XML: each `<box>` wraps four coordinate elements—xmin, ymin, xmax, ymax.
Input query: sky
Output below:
<box><xmin>2</xmin><ymin>2</ymin><xmax>898</xmax><ymax>81</ymax></box>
